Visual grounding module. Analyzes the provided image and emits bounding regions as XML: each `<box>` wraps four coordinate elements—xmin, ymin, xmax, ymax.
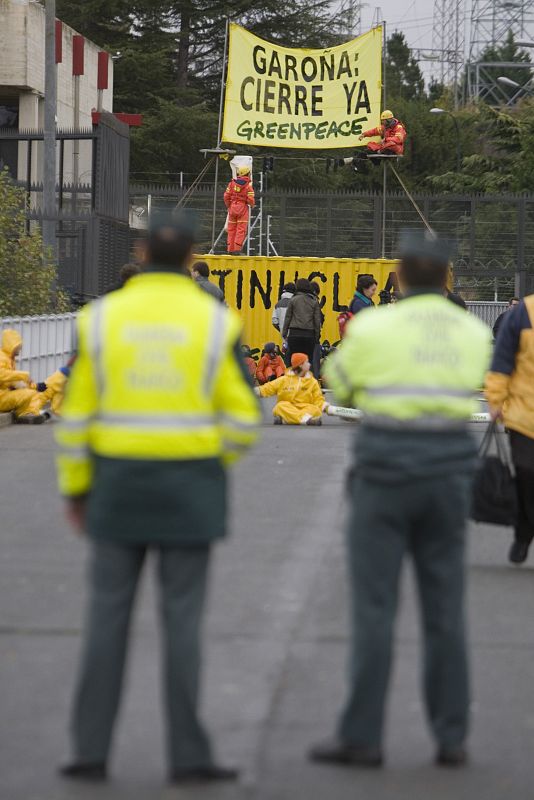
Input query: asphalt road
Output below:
<box><xmin>1</xmin><ymin>411</ymin><xmax>533</xmax><ymax>800</ymax></box>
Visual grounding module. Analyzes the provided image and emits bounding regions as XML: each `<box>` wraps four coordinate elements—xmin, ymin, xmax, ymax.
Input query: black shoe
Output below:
<box><xmin>14</xmin><ymin>414</ymin><xmax>45</xmax><ymax>425</ymax></box>
<box><xmin>170</xmin><ymin>765</ymin><xmax>239</xmax><ymax>784</ymax></box>
<box><xmin>273</xmin><ymin>415</ymin><xmax>283</xmax><ymax>425</ymax></box>
<box><xmin>509</xmin><ymin>541</ymin><xmax>529</xmax><ymax>564</ymax></box>
<box><xmin>306</xmin><ymin>417</ymin><xmax>322</xmax><ymax>426</ymax></box>
<box><xmin>59</xmin><ymin>762</ymin><xmax>107</xmax><ymax>781</ymax></box>
<box><xmin>309</xmin><ymin>739</ymin><xmax>383</xmax><ymax>767</ymax></box>
<box><xmin>436</xmin><ymin>747</ymin><xmax>467</xmax><ymax>767</ymax></box>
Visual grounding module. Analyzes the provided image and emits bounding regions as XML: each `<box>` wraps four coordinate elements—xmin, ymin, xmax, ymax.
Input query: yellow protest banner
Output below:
<box><xmin>222</xmin><ymin>24</ymin><xmax>383</xmax><ymax>150</ymax></box>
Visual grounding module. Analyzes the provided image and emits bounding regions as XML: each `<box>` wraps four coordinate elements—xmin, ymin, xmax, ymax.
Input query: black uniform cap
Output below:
<box><xmin>397</xmin><ymin>228</ymin><xmax>456</xmax><ymax>266</ymax></box>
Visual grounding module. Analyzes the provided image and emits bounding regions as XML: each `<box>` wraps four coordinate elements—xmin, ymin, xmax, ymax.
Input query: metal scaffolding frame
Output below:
<box><xmin>466</xmin><ymin>0</ymin><xmax>534</xmax><ymax>102</ymax></box>
<box><xmin>431</xmin><ymin>0</ymin><xmax>466</xmax><ymax>106</ymax></box>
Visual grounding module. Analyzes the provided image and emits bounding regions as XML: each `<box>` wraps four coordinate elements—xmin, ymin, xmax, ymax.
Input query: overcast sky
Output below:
<box><xmin>359</xmin><ymin>0</ymin><xmax>438</xmax><ymax>82</ymax></box>
<box><xmin>361</xmin><ymin>0</ymin><xmax>435</xmax><ymax>50</ymax></box>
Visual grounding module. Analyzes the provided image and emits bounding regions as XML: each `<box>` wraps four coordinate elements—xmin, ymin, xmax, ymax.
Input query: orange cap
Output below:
<box><xmin>291</xmin><ymin>353</ymin><xmax>308</xmax><ymax>368</ymax></box>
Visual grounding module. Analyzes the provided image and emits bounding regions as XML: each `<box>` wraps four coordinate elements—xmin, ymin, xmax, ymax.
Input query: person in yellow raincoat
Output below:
<box><xmin>0</xmin><ymin>329</ymin><xmax>51</xmax><ymax>423</ymax></box>
<box><xmin>38</xmin><ymin>365</ymin><xmax>71</xmax><ymax>416</ymax></box>
<box><xmin>255</xmin><ymin>352</ymin><xmax>328</xmax><ymax>425</ymax></box>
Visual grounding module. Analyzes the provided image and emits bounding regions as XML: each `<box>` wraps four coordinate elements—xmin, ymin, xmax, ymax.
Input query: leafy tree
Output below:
<box><xmin>168</xmin><ymin>0</ymin><xmax>336</xmax><ymax>94</ymax></box>
<box><xmin>130</xmin><ymin>99</ymin><xmax>218</xmax><ymax>180</ymax></box>
<box><xmin>0</xmin><ymin>170</ymin><xmax>69</xmax><ymax>315</ymax></box>
<box><xmin>427</xmin><ymin>79</ymin><xmax>445</xmax><ymax>106</ymax></box>
<box><xmin>425</xmin><ymin>104</ymin><xmax>523</xmax><ymax>192</ymax></box>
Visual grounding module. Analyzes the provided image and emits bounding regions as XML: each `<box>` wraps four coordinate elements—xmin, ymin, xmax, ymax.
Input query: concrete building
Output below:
<box><xmin>0</xmin><ymin>0</ymin><xmax>114</xmax><ymax>186</ymax></box>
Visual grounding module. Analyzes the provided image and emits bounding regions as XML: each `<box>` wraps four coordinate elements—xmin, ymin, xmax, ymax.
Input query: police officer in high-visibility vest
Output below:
<box><xmin>311</xmin><ymin>229</ymin><xmax>492</xmax><ymax>769</ymax></box>
<box><xmin>56</xmin><ymin>213</ymin><xmax>259</xmax><ymax>785</ymax></box>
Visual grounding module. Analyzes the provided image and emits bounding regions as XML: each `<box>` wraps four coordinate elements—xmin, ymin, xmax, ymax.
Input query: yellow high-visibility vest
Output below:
<box><xmin>56</xmin><ymin>271</ymin><xmax>260</xmax><ymax>497</ymax></box>
<box><xmin>324</xmin><ymin>293</ymin><xmax>492</xmax><ymax>428</ymax></box>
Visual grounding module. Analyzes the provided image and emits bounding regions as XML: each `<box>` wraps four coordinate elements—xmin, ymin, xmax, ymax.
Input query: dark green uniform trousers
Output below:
<box><xmin>338</xmin><ymin>472</ymin><xmax>471</xmax><ymax>750</ymax></box>
<box><xmin>70</xmin><ymin>541</ymin><xmax>213</xmax><ymax>771</ymax></box>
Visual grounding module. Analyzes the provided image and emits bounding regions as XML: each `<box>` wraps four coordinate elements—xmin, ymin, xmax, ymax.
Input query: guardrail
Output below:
<box><xmin>0</xmin><ymin>314</ymin><xmax>77</xmax><ymax>382</ymax></box>
<box><xmin>466</xmin><ymin>301</ymin><xmax>508</xmax><ymax>328</ymax></box>
<box><xmin>0</xmin><ymin>301</ymin><xmax>509</xmax><ymax>384</ymax></box>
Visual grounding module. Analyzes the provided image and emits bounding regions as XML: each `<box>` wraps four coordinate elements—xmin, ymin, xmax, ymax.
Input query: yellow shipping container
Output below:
<box><xmin>197</xmin><ymin>254</ymin><xmax>399</xmax><ymax>351</ymax></box>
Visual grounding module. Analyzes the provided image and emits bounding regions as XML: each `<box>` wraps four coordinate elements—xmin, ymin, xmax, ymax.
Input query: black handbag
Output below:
<box><xmin>471</xmin><ymin>423</ymin><xmax>518</xmax><ymax>526</ymax></box>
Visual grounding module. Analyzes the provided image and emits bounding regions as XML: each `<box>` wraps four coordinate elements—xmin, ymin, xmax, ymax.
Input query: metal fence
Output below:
<box><xmin>465</xmin><ymin>301</ymin><xmax>508</xmax><ymax>329</ymax></box>
<box><xmin>130</xmin><ymin>185</ymin><xmax>534</xmax><ymax>300</ymax></box>
<box><xmin>0</xmin><ymin>113</ymin><xmax>131</xmax><ymax>300</ymax></box>
<box><xmin>0</xmin><ymin>302</ymin><xmax>506</xmax><ymax>383</ymax></box>
<box><xmin>0</xmin><ymin>314</ymin><xmax>77</xmax><ymax>382</ymax></box>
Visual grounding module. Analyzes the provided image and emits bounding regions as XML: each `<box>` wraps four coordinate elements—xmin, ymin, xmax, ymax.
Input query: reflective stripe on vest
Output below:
<box><xmin>57</xmin><ymin>445</ymin><xmax>91</xmax><ymax>459</ymax></box>
<box><xmin>365</xmin><ymin>385</ymin><xmax>475</xmax><ymax>399</ymax></box>
<box><xmin>362</xmin><ymin>414</ymin><xmax>468</xmax><ymax>431</ymax></box>
<box><xmin>89</xmin><ymin>297</ymin><xmax>106</xmax><ymax>395</ymax></box>
<box><xmin>203</xmin><ymin>303</ymin><xmax>227</xmax><ymax>395</ymax></box>
<box><xmin>95</xmin><ymin>412</ymin><xmax>215</xmax><ymax>429</ymax></box>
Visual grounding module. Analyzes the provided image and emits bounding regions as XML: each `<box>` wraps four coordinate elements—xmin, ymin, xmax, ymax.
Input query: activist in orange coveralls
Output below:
<box><xmin>359</xmin><ymin>109</ymin><xmax>407</xmax><ymax>156</ymax></box>
<box><xmin>224</xmin><ymin>166</ymin><xmax>255</xmax><ymax>254</ymax></box>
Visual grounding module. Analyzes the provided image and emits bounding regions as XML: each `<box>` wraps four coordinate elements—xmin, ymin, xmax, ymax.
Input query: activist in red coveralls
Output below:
<box><xmin>224</xmin><ymin>166</ymin><xmax>255</xmax><ymax>254</ymax></box>
<box><xmin>359</xmin><ymin>110</ymin><xmax>407</xmax><ymax>157</ymax></box>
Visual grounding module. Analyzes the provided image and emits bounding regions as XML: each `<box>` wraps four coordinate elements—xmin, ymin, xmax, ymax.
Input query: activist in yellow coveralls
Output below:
<box><xmin>0</xmin><ymin>329</ymin><xmax>50</xmax><ymax>422</ymax></box>
<box><xmin>256</xmin><ymin>352</ymin><xmax>327</xmax><ymax>425</ymax></box>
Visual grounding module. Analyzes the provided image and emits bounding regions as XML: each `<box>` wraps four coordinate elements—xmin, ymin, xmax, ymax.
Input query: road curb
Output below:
<box><xmin>0</xmin><ymin>412</ymin><xmax>13</xmax><ymax>429</ymax></box>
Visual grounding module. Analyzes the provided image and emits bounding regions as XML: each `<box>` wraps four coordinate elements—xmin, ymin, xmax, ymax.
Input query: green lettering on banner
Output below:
<box><xmin>236</xmin><ymin>117</ymin><xmax>371</xmax><ymax>142</ymax></box>
<box><xmin>351</xmin><ymin>117</ymin><xmax>366</xmax><ymax>135</ymax></box>
<box><xmin>236</xmin><ymin>119</ymin><xmax>252</xmax><ymax>140</ymax></box>
<box><xmin>315</xmin><ymin>121</ymin><xmax>327</xmax><ymax>139</ymax></box>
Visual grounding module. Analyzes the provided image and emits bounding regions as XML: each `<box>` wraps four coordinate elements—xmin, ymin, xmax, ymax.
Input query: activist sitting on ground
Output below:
<box><xmin>0</xmin><ymin>329</ymin><xmax>55</xmax><ymax>424</ymax></box>
<box><xmin>34</xmin><ymin>353</ymin><xmax>78</xmax><ymax>417</ymax></box>
<box><xmin>255</xmin><ymin>352</ymin><xmax>328</xmax><ymax>426</ymax></box>
<box><xmin>256</xmin><ymin>342</ymin><xmax>286</xmax><ymax>384</ymax></box>
<box><xmin>241</xmin><ymin>345</ymin><xmax>258</xmax><ymax>382</ymax></box>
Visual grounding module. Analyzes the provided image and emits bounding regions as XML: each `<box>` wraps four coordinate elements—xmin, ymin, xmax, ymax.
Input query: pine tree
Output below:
<box><xmin>385</xmin><ymin>32</ymin><xmax>424</xmax><ymax>102</ymax></box>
